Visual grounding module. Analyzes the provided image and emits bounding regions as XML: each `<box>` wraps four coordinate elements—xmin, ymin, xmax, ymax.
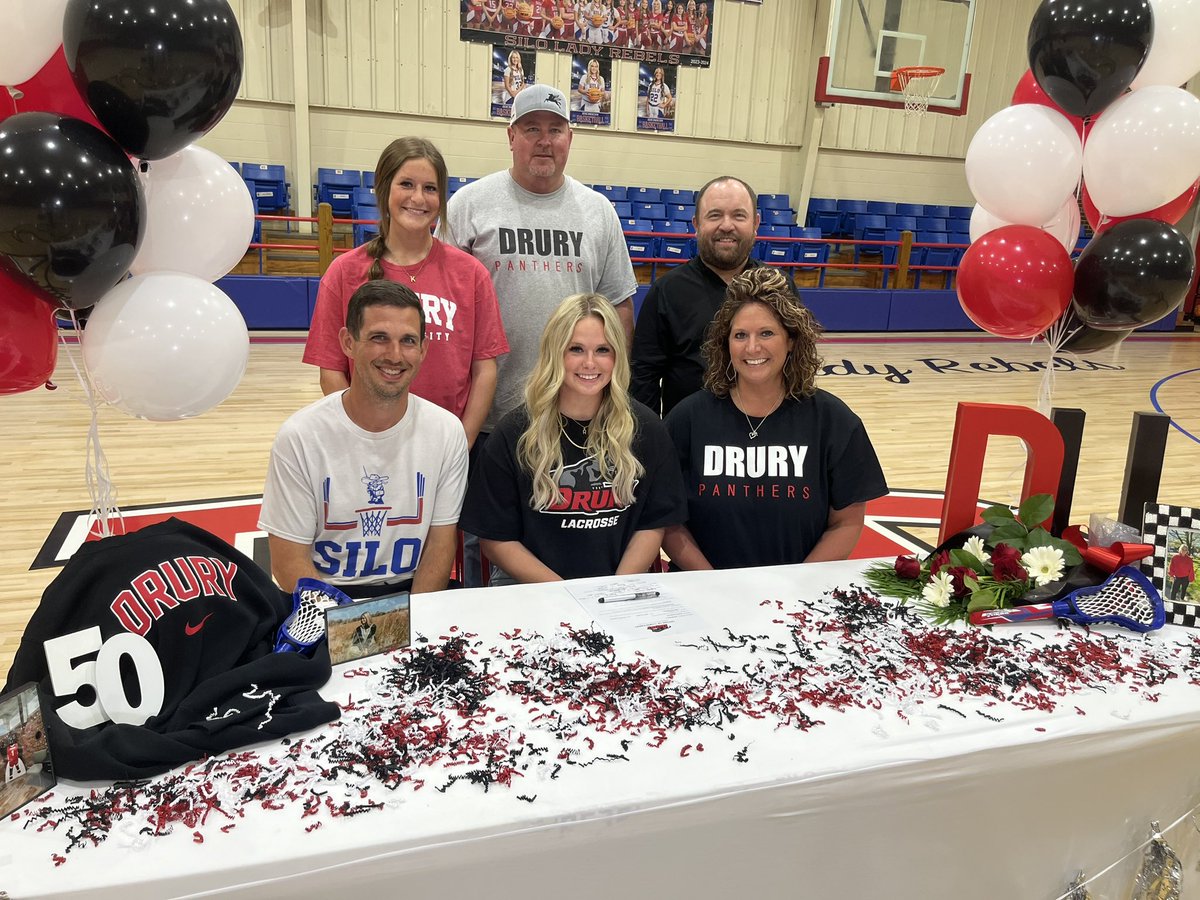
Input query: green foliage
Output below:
<box><xmin>1017</xmin><ymin>494</ymin><xmax>1054</xmax><ymax>529</ymax></box>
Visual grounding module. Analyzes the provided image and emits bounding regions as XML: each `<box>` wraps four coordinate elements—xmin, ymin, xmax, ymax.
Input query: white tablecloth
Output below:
<box><xmin>5</xmin><ymin>560</ymin><xmax>1200</xmax><ymax>899</ymax></box>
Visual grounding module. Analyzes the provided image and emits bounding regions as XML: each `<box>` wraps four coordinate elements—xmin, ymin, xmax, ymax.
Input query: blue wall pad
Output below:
<box><xmin>217</xmin><ymin>276</ymin><xmax>315</xmax><ymax>329</ymax></box>
<box><xmin>888</xmin><ymin>290</ymin><xmax>976</xmax><ymax>331</ymax></box>
<box><xmin>632</xmin><ymin>283</ymin><xmax>652</xmax><ymax>320</ymax></box>
<box><xmin>802</xmin><ymin>289</ymin><xmax>891</xmax><ymax>331</ymax></box>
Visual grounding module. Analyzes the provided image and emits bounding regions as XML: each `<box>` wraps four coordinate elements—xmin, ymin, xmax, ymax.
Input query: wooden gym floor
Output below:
<box><xmin>1</xmin><ymin>328</ymin><xmax>1198</xmax><ymax>675</ymax></box>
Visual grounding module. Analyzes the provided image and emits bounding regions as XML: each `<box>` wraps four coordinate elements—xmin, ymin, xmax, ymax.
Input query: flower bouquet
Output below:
<box><xmin>863</xmin><ymin>494</ymin><xmax>1084</xmax><ymax>623</ymax></box>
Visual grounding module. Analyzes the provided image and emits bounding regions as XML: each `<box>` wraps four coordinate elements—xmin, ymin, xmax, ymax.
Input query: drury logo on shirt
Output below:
<box><xmin>110</xmin><ymin>555</ymin><xmax>240</xmax><ymax>635</ymax></box>
<box><xmin>543</xmin><ymin>456</ymin><xmax>632</xmax><ymax>529</ymax></box>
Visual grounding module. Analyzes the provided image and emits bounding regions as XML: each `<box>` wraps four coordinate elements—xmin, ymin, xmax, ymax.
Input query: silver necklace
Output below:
<box><xmin>559</xmin><ymin>415</ymin><xmax>590</xmax><ymax>450</ymax></box>
<box><xmin>734</xmin><ymin>389</ymin><xmax>783</xmax><ymax>440</ymax></box>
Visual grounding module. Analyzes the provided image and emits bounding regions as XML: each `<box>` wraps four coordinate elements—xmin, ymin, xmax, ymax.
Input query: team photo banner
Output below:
<box><xmin>460</xmin><ymin>1</ymin><xmax>714</xmax><ymax>68</ymax></box>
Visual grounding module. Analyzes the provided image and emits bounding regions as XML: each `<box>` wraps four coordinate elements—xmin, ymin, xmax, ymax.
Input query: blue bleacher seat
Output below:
<box><xmin>352</xmin><ymin>187</ymin><xmax>376</xmax><ymax>207</ymax></box>
<box><xmin>634</xmin><ymin>202</ymin><xmax>666</xmax><ymax>220</ymax></box>
<box><xmin>662</xmin><ymin>189</ymin><xmax>695</xmax><ymax>205</ymax></box>
<box><xmin>866</xmin><ymin>200</ymin><xmax>897</xmax><ymax>216</ymax></box>
<box><xmin>762</xmin><ymin>208</ymin><xmax>795</xmax><ymax>226</ymax></box>
<box><xmin>613</xmin><ymin>201</ymin><xmax>632</xmax><ymax>218</ymax></box>
<box><xmin>658</xmin><ymin>220</ymin><xmax>689</xmax><ymax>234</ymax></box>
<box><xmin>629</xmin><ymin>187</ymin><xmax>662</xmax><ymax>203</ymax></box>
<box><xmin>448</xmin><ymin>176</ymin><xmax>473</xmax><ymax>195</ymax></box>
<box><xmin>888</xmin><ymin>215</ymin><xmax>919</xmax><ymax>233</ymax></box>
<box><xmin>316</xmin><ymin>168</ymin><xmax>361</xmax><ymax>217</ymax></box>
<box><xmin>362</xmin><ymin>171</ymin><xmax>375</xmax><ymax>188</ymax></box>
<box><xmin>806</xmin><ymin>198</ymin><xmax>841</xmax><ymax>235</ymax></box>
<box><xmin>353</xmin><ymin>205</ymin><xmax>380</xmax><ymax>245</ymax></box>
<box><xmin>915</xmin><ymin>232</ymin><xmax>959</xmax><ymax>288</ymax></box>
<box><xmin>660</xmin><ymin>236</ymin><xmax>694</xmax><ymax>261</ymax></box>
<box><xmin>242</xmin><ymin>163</ymin><xmax>289</xmax><ymax>212</ymax></box>
<box><xmin>667</xmin><ymin>204</ymin><xmax>695</xmax><ymax>222</ymax></box>
<box><xmin>947</xmin><ymin>206</ymin><xmax>972</xmax><ymax>220</ymax></box>
<box><xmin>228</xmin><ymin>160</ymin><xmax>241</xmax><ymax>175</ymax></box>
<box><xmin>924</xmin><ymin>204</ymin><xmax>951</xmax><ymax>218</ymax></box>
<box><xmin>758</xmin><ymin>193</ymin><xmax>792</xmax><ymax>211</ymax></box>
<box><xmin>596</xmin><ymin>184</ymin><xmax>629</xmax><ymax>201</ymax></box>
<box><xmin>793</xmin><ymin>226</ymin><xmax>829</xmax><ymax>286</ymax></box>
<box><xmin>853</xmin><ymin>214</ymin><xmax>889</xmax><ymax>265</ymax></box>
<box><xmin>896</xmin><ymin>202</ymin><xmax>924</xmax><ymax>217</ymax></box>
<box><xmin>836</xmin><ymin>199</ymin><xmax>868</xmax><ymax>235</ymax></box>
<box><xmin>917</xmin><ymin>216</ymin><xmax>948</xmax><ymax>233</ymax></box>
<box><xmin>759</xmin><ymin>224</ymin><xmax>795</xmax><ymax>266</ymax></box>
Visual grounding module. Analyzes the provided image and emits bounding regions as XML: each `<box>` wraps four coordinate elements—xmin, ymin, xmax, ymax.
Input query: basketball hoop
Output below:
<box><xmin>357</xmin><ymin>506</ymin><xmax>390</xmax><ymax>537</ymax></box>
<box><xmin>890</xmin><ymin>66</ymin><xmax>945</xmax><ymax>116</ymax></box>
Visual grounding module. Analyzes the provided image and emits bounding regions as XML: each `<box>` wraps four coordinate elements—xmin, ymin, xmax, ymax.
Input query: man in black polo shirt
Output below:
<box><xmin>630</xmin><ymin>175</ymin><xmax>765</xmax><ymax>416</ymax></box>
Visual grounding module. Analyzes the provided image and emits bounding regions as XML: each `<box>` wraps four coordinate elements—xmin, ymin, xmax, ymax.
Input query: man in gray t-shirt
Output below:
<box><xmin>446</xmin><ymin>84</ymin><xmax>638</xmax><ymax>433</ymax></box>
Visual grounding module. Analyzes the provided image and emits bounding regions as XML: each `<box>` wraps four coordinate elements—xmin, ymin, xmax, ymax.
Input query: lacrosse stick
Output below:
<box><xmin>275</xmin><ymin>578</ymin><xmax>354</xmax><ymax>654</ymax></box>
<box><xmin>969</xmin><ymin>566</ymin><xmax>1165</xmax><ymax>633</ymax></box>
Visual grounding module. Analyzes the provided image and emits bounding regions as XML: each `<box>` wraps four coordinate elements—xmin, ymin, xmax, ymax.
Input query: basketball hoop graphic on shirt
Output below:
<box><xmin>322</xmin><ymin>471</ymin><xmax>426</xmax><ymax>534</ymax></box>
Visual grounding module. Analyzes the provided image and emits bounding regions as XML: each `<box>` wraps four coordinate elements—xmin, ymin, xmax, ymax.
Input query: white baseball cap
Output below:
<box><xmin>511</xmin><ymin>84</ymin><xmax>570</xmax><ymax>123</ymax></box>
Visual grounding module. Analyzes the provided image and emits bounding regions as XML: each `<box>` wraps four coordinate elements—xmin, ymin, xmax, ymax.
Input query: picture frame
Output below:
<box><xmin>324</xmin><ymin>592</ymin><xmax>411</xmax><ymax>665</ymax></box>
<box><xmin>0</xmin><ymin>682</ymin><xmax>56</xmax><ymax>819</ymax></box>
<box><xmin>1142</xmin><ymin>503</ymin><xmax>1200</xmax><ymax>626</ymax></box>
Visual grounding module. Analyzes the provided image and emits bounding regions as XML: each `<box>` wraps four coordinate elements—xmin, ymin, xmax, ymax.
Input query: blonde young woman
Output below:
<box><xmin>663</xmin><ymin>266</ymin><xmax>888</xmax><ymax>570</ymax></box>
<box><xmin>503</xmin><ymin>50</ymin><xmax>527</xmax><ymax>106</ymax></box>
<box><xmin>303</xmin><ymin>138</ymin><xmax>508</xmax><ymax>448</ymax></box>
<box><xmin>460</xmin><ymin>294</ymin><xmax>686</xmax><ymax>584</ymax></box>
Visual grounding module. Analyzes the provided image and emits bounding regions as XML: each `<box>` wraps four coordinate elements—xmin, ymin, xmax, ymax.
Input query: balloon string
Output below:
<box><xmin>58</xmin><ymin>310</ymin><xmax>122</xmax><ymax>539</ymax></box>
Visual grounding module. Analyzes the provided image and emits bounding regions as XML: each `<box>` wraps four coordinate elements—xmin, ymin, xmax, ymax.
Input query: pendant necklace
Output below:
<box><xmin>734</xmin><ymin>388</ymin><xmax>784</xmax><ymax>440</ymax></box>
<box><xmin>389</xmin><ymin>241</ymin><xmax>435</xmax><ymax>284</ymax></box>
<box><xmin>559</xmin><ymin>415</ymin><xmax>591</xmax><ymax>450</ymax></box>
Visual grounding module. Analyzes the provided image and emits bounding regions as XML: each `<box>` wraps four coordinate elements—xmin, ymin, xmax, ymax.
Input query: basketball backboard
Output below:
<box><xmin>814</xmin><ymin>0</ymin><xmax>975</xmax><ymax>115</ymax></box>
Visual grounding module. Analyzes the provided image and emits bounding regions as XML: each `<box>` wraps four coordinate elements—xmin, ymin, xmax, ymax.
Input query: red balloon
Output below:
<box><xmin>956</xmin><ymin>225</ymin><xmax>1074</xmax><ymax>339</ymax></box>
<box><xmin>0</xmin><ymin>268</ymin><xmax>58</xmax><ymax>394</ymax></box>
<box><xmin>0</xmin><ymin>89</ymin><xmax>15</xmax><ymax>122</ymax></box>
<box><xmin>1081</xmin><ymin>179</ymin><xmax>1200</xmax><ymax>234</ymax></box>
<box><xmin>7</xmin><ymin>48</ymin><xmax>104</xmax><ymax>132</ymax></box>
<box><xmin>1011</xmin><ymin>69</ymin><xmax>1086</xmax><ymax>139</ymax></box>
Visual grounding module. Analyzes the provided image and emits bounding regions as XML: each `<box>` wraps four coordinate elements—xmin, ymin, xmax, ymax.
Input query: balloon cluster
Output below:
<box><xmin>959</xmin><ymin>0</ymin><xmax>1200</xmax><ymax>352</ymax></box>
<box><xmin>0</xmin><ymin>0</ymin><xmax>252</xmax><ymax>420</ymax></box>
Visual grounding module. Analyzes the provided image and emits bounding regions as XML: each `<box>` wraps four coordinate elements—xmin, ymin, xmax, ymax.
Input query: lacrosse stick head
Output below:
<box><xmin>275</xmin><ymin>578</ymin><xmax>354</xmax><ymax>654</ymax></box>
<box><xmin>1055</xmin><ymin>565</ymin><xmax>1165</xmax><ymax>633</ymax></box>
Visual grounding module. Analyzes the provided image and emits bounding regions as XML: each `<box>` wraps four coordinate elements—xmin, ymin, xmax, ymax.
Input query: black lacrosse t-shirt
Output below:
<box><xmin>461</xmin><ymin>401</ymin><xmax>686</xmax><ymax>579</ymax></box>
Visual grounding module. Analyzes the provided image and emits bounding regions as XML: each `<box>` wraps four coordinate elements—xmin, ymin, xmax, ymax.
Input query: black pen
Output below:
<box><xmin>598</xmin><ymin>590</ymin><xmax>661</xmax><ymax>603</ymax></box>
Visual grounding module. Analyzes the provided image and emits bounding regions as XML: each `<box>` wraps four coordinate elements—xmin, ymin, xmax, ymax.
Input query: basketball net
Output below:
<box><xmin>358</xmin><ymin>506</ymin><xmax>390</xmax><ymax>537</ymax></box>
<box><xmin>890</xmin><ymin>66</ymin><xmax>944</xmax><ymax>117</ymax></box>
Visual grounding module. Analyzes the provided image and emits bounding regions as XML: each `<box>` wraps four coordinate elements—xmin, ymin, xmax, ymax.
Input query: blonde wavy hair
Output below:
<box><xmin>518</xmin><ymin>294</ymin><xmax>642</xmax><ymax>510</ymax></box>
<box><xmin>702</xmin><ymin>266</ymin><xmax>823</xmax><ymax>399</ymax></box>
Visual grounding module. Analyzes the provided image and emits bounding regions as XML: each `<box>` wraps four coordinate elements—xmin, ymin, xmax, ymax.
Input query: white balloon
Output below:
<box><xmin>129</xmin><ymin>146</ymin><xmax>255</xmax><ymax>282</ymax></box>
<box><xmin>81</xmin><ymin>273</ymin><xmax>249</xmax><ymax>421</ymax></box>
<box><xmin>1083</xmin><ymin>86</ymin><xmax>1200</xmax><ymax>216</ymax></box>
<box><xmin>969</xmin><ymin>198</ymin><xmax>1080</xmax><ymax>253</ymax></box>
<box><xmin>0</xmin><ymin>0</ymin><xmax>68</xmax><ymax>85</ymax></box>
<box><xmin>965</xmin><ymin>105</ymin><xmax>1082</xmax><ymax>226</ymax></box>
<box><xmin>1131</xmin><ymin>0</ymin><xmax>1200</xmax><ymax>90</ymax></box>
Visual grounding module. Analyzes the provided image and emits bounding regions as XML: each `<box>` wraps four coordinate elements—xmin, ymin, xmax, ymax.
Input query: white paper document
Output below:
<box><xmin>565</xmin><ymin>576</ymin><xmax>708</xmax><ymax>642</ymax></box>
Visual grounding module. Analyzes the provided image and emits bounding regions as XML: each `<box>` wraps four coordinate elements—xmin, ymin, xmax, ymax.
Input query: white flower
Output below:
<box><xmin>1021</xmin><ymin>546</ymin><xmax>1065</xmax><ymax>587</ymax></box>
<box><xmin>922</xmin><ymin>571</ymin><xmax>954</xmax><ymax>608</ymax></box>
<box><xmin>963</xmin><ymin>535</ymin><xmax>987</xmax><ymax>563</ymax></box>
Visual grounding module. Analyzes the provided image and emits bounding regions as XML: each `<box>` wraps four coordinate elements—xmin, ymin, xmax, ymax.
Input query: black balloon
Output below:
<box><xmin>63</xmin><ymin>0</ymin><xmax>243</xmax><ymax>160</ymax></box>
<box><xmin>1027</xmin><ymin>0</ymin><xmax>1153</xmax><ymax>118</ymax></box>
<box><xmin>1058</xmin><ymin>311</ymin><xmax>1134</xmax><ymax>353</ymax></box>
<box><xmin>1073</xmin><ymin>219</ymin><xmax>1194</xmax><ymax>331</ymax></box>
<box><xmin>0</xmin><ymin>113</ymin><xmax>144</xmax><ymax>311</ymax></box>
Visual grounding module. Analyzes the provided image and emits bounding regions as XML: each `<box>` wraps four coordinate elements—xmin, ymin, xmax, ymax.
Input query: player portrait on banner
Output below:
<box><xmin>491</xmin><ymin>46</ymin><xmax>537</xmax><ymax>119</ymax></box>
<box><xmin>636</xmin><ymin>63</ymin><xmax>676</xmax><ymax>132</ymax></box>
<box><xmin>571</xmin><ymin>55</ymin><xmax>612</xmax><ymax>127</ymax></box>
<box><xmin>460</xmin><ymin>1</ymin><xmax>714</xmax><ymax>68</ymax></box>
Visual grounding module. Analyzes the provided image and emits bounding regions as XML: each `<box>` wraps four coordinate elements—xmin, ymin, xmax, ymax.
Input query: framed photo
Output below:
<box><xmin>0</xmin><ymin>682</ymin><xmax>56</xmax><ymax>818</ymax></box>
<box><xmin>324</xmin><ymin>592</ymin><xmax>411</xmax><ymax>665</ymax></box>
<box><xmin>1142</xmin><ymin>503</ymin><xmax>1200</xmax><ymax>626</ymax></box>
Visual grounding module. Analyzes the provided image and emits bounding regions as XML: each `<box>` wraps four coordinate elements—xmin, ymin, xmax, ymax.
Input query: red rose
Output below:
<box><xmin>945</xmin><ymin>566</ymin><xmax>977</xmax><ymax>598</ymax></box>
<box><xmin>929</xmin><ymin>550</ymin><xmax>951</xmax><ymax>576</ymax></box>
<box><xmin>991</xmin><ymin>545</ymin><xmax>1026</xmax><ymax>582</ymax></box>
<box><xmin>894</xmin><ymin>556</ymin><xmax>921</xmax><ymax>579</ymax></box>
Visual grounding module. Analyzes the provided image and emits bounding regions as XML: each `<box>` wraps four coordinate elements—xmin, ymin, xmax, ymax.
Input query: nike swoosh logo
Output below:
<box><xmin>185</xmin><ymin>613</ymin><xmax>215</xmax><ymax>636</ymax></box>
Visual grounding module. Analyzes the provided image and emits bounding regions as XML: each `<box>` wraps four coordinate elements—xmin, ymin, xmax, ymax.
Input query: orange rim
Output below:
<box><xmin>890</xmin><ymin>66</ymin><xmax>945</xmax><ymax>92</ymax></box>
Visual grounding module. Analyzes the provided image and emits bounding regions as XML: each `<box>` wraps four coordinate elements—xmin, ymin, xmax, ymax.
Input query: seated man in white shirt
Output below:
<box><xmin>259</xmin><ymin>280</ymin><xmax>469</xmax><ymax>597</ymax></box>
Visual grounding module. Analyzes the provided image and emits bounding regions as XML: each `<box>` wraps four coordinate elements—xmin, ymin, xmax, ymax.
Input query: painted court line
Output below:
<box><xmin>1150</xmin><ymin>367</ymin><xmax>1200</xmax><ymax>445</ymax></box>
